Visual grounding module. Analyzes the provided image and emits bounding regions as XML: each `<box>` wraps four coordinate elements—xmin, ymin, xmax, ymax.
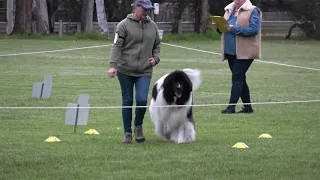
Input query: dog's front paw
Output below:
<box><xmin>164</xmin><ymin>132</ymin><xmax>171</xmax><ymax>140</ymax></box>
<box><xmin>174</xmin><ymin>133</ymin><xmax>186</xmax><ymax>144</ymax></box>
<box><xmin>175</xmin><ymin>139</ymin><xmax>185</xmax><ymax>144</ymax></box>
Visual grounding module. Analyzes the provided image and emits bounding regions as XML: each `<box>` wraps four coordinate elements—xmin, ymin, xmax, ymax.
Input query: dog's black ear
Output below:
<box><xmin>162</xmin><ymin>73</ymin><xmax>175</xmax><ymax>104</ymax></box>
<box><xmin>152</xmin><ymin>83</ymin><xmax>158</xmax><ymax>100</ymax></box>
<box><xmin>162</xmin><ymin>74</ymin><xmax>173</xmax><ymax>90</ymax></box>
<box><xmin>187</xmin><ymin>80</ymin><xmax>193</xmax><ymax>92</ymax></box>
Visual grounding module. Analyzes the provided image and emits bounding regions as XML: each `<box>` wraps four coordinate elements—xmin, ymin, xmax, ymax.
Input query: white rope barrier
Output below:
<box><xmin>0</xmin><ymin>100</ymin><xmax>319</xmax><ymax>109</ymax></box>
<box><xmin>162</xmin><ymin>43</ymin><xmax>320</xmax><ymax>71</ymax></box>
<box><xmin>1</xmin><ymin>42</ymin><xmax>319</xmax><ymax>71</ymax></box>
<box><xmin>0</xmin><ymin>44</ymin><xmax>112</xmax><ymax>57</ymax></box>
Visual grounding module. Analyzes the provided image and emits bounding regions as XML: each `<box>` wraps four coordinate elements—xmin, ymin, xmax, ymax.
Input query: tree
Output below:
<box><xmin>6</xmin><ymin>0</ymin><xmax>15</xmax><ymax>35</ymax></box>
<box><xmin>119</xmin><ymin>0</ymin><xmax>132</xmax><ymax>20</ymax></box>
<box><xmin>95</xmin><ymin>0</ymin><xmax>109</xmax><ymax>35</ymax></box>
<box><xmin>171</xmin><ymin>0</ymin><xmax>192</xmax><ymax>34</ymax></box>
<box><xmin>209</xmin><ymin>0</ymin><xmax>232</xmax><ymax>16</ymax></box>
<box><xmin>47</xmin><ymin>0</ymin><xmax>63</xmax><ymax>33</ymax></box>
<box><xmin>279</xmin><ymin>0</ymin><xmax>320</xmax><ymax>39</ymax></box>
<box><xmin>12</xmin><ymin>0</ymin><xmax>33</xmax><ymax>34</ymax></box>
<box><xmin>81</xmin><ymin>0</ymin><xmax>94</xmax><ymax>32</ymax></box>
<box><xmin>194</xmin><ymin>0</ymin><xmax>209</xmax><ymax>33</ymax></box>
<box><xmin>32</xmin><ymin>0</ymin><xmax>50</xmax><ymax>34</ymax></box>
<box><xmin>259</xmin><ymin>0</ymin><xmax>320</xmax><ymax>39</ymax></box>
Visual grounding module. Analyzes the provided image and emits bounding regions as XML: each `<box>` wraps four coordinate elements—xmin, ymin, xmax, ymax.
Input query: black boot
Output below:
<box><xmin>237</xmin><ymin>106</ymin><xmax>254</xmax><ymax>114</ymax></box>
<box><xmin>221</xmin><ymin>105</ymin><xmax>235</xmax><ymax>114</ymax></box>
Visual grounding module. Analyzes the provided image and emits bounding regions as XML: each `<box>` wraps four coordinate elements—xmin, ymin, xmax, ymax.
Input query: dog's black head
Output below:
<box><xmin>162</xmin><ymin>70</ymin><xmax>192</xmax><ymax>105</ymax></box>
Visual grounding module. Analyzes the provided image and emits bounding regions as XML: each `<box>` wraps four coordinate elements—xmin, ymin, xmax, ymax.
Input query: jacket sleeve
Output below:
<box><xmin>152</xmin><ymin>27</ymin><xmax>161</xmax><ymax>64</ymax></box>
<box><xmin>109</xmin><ymin>21</ymin><xmax>126</xmax><ymax>68</ymax></box>
<box><xmin>230</xmin><ymin>8</ymin><xmax>260</xmax><ymax>37</ymax></box>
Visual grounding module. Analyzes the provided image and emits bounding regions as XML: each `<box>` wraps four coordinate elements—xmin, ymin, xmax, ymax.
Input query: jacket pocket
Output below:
<box><xmin>119</xmin><ymin>53</ymin><xmax>137</xmax><ymax>72</ymax></box>
<box><xmin>140</xmin><ymin>59</ymin><xmax>153</xmax><ymax>72</ymax></box>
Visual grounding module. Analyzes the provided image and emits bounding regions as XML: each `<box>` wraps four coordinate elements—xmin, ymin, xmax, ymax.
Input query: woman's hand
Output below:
<box><xmin>225</xmin><ymin>24</ymin><xmax>233</xmax><ymax>31</ymax></box>
<box><xmin>108</xmin><ymin>67</ymin><xmax>117</xmax><ymax>78</ymax></box>
<box><xmin>148</xmin><ymin>58</ymin><xmax>157</xmax><ymax>67</ymax></box>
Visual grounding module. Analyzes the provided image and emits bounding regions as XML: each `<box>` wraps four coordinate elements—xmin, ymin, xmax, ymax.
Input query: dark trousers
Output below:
<box><xmin>225</xmin><ymin>54</ymin><xmax>254</xmax><ymax>107</ymax></box>
<box><xmin>117</xmin><ymin>71</ymin><xmax>151</xmax><ymax>133</ymax></box>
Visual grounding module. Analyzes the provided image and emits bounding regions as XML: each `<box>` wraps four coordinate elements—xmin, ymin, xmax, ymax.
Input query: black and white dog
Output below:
<box><xmin>149</xmin><ymin>68</ymin><xmax>202</xmax><ymax>144</ymax></box>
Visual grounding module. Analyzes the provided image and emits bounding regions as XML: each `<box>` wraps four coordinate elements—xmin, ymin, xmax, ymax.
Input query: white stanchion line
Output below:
<box><xmin>162</xmin><ymin>43</ymin><xmax>320</xmax><ymax>71</ymax></box>
<box><xmin>1</xmin><ymin>42</ymin><xmax>319</xmax><ymax>71</ymax></box>
<box><xmin>0</xmin><ymin>100</ymin><xmax>319</xmax><ymax>109</ymax></box>
<box><xmin>0</xmin><ymin>44</ymin><xmax>113</xmax><ymax>57</ymax></box>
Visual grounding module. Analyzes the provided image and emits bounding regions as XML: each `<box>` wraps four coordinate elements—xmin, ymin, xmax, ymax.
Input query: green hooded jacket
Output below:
<box><xmin>109</xmin><ymin>13</ymin><xmax>161</xmax><ymax>77</ymax></box>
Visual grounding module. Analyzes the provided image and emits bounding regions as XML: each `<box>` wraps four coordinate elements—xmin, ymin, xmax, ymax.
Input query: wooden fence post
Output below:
<box><xmin>77</xmin><ymin>22</ymin><xmax>81</xmax><ymax>33</ymax></box>
<box><xmin>178</xmin><ymin>20</ymin><xmax>182</xmax><ymax>36</ymax></box>
<box><xmin>59</xmin><ymin>20</ymin><xmax>63</xmax><ymax>37</ymax></box>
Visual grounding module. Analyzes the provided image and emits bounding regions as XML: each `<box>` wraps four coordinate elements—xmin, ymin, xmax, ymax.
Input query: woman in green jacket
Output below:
<box><xmin>108</xmin><ymin>0</ymin><xmax>161</xmax><ymax>144</ymax></box>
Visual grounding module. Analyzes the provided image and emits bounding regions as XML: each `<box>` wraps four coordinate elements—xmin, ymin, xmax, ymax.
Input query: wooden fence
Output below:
<box><xmin>0</xmin><ymin>21</ymin><xmax>302</xmax><ymax>37</ymax></box>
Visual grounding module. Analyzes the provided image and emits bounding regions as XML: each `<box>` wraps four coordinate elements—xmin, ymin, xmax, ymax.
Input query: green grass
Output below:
<box><xmin>0</xmin><ymin>38</ymin><xmax>320</xmax><ymax>180</ymax></box>
<box><xmin>0</xmin><ymin>29</ymin><xmax>308</xmax><ymax>43</ymax></box>
<box><xmin>1</xmin><ymin>30</ymin><xmax>221</xmax><ymax>42</ymax></box>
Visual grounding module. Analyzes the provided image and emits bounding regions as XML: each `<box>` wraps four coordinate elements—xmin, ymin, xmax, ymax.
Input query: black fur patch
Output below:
<box><xmin>187</xmin><ymin>96</ymin><xmax>195</xmax><ymax>127</ymax></box>
<box><xmin>162</xmin><ymin>70</ymin><xmax>193</xmax><ymax>105</ymax></box>
<box><xmin>151</xmin><ymin>83</ymin><xmax>158</xmax><ymax>100</ymax></box>
<box><xmin>187</xmin><ymin>107</ymin><xmax>193</xmax><ymax>119</ymax></box>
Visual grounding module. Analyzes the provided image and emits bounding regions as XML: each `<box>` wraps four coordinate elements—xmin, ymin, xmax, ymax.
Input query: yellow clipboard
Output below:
<box><xmin>210</xmin><ymin>16</ymin><xmax>229</xmax><ymax>32</ymax></box>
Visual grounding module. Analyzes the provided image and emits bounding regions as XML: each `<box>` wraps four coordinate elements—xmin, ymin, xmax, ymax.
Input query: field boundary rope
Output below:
<box><xmin>0</xmin><ymin>44</ymin><xmax>113</xmax><ymax>57</ymax></box>
<box><xmin>0</xmin><ymin>100</ymin><xmax>319</xmax><ymax>109</ymax></box>
<box><xmin>0</xmin><ymin>42</ymin><xmax>318</xmax><ymax>71</ymax></box>
<box><xmin>162</xmin><ymin>43</ymin><xmax>320</xmax><ymax>71</ymax></box>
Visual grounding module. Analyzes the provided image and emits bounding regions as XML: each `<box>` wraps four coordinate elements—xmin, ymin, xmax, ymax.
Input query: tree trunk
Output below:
<box><xmin>47</xmin><ymin>0</ymin><xmax>62</xmax><ymax>33</ymax></box>
<box><xmin>95</xmin><ymin>0</ymin><xmax>109</xmax><ymax>35</ymax></box>
<box><xmin>13</xmin><ymin>0</ymin><xmax>33</xmax><ymax>34</ymax></box>
<box><xmin>195</xmin><ymin>0</ymin><xmax>209</xmax><ymax>33</ymax></box>
<box><xmin>119</xmin><ymin>0</ymin><xmax>132</xmax><ymax>20</ymax></box>
<box><xmin>194</xmin><ymin>0</ymin><xmax>202</xmax><ymax>33</ymax></box>
<box><xmin>47</xmin><ymin>0</ymin><xmax>54</xmax><ymax>33</ymax></box>
<box><xmin>171</xmin><ymin>2</ymin><xmax>188</xmax><ymax>34</ymax></box>
<box><xmin>32</xmin><ymin>0</ymin><xmax>50</xmax><ymax>34</ymax></box>
<box><xmin>6</xmin><ymin>0</ymin><xmax>15</xmax><ymax>35</ymax></box>
<box><xmin>200</xmin><ymin>0</ymin><xmax>209</xmax><ymax>33</ymax></box>
<box><xmin>81</xmin><ymin>0</ymin><xmax>95</xmax><ymax>32</ymax></box>
<box><xmin>285</xmin><ymin>22</ymin><xmax>298</xmax><ymax>39</ymax></box>
<box><xmin>313</xmin><ymin>19</ymin><xmax>320</xmax><ymax>40</ymax></box>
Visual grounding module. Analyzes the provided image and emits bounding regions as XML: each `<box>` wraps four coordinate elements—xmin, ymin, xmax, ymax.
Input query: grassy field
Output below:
<box><xmin>0</xmin><ymin>38</ymin><xmax>319</xmax><ymax>180</ymax></box>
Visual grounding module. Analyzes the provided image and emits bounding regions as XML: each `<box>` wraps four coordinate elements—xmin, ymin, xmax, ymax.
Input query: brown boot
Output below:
<box><xmin>123</xmin><ymin>132</ymin><xmax>132</xmax><ymax>144</ymax></box>
<box><xmin>134</xmin><ymin>126</ymin><xmax>145</xmax><ymax>143</ymax></box>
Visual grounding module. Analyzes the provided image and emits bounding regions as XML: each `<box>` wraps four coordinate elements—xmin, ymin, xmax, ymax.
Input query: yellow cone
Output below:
<box><xmin>84</xmin><ymin>129</ymin><xmax>100</xmax><ymax>135</ymax></box>
<box><xmin>45</xmin><ymin>136</ymin><xmax>61</xmax><ymax>142</ymax></box>
<box><xmin>258</xmin><ymin>133</ymin><xmax>273</xmax><ymax>139</ymax></box>
<box><xmin>232</xmin><ymin>142</ymin><xmax>249</xmax><ymax>148</ymax></box>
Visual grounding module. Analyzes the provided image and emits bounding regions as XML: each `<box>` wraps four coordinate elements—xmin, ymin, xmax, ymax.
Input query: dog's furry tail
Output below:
<box><xmin>182</xmin><ymin>68</ymin><xmax>202</xmax><ymax>91</ymax></box>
